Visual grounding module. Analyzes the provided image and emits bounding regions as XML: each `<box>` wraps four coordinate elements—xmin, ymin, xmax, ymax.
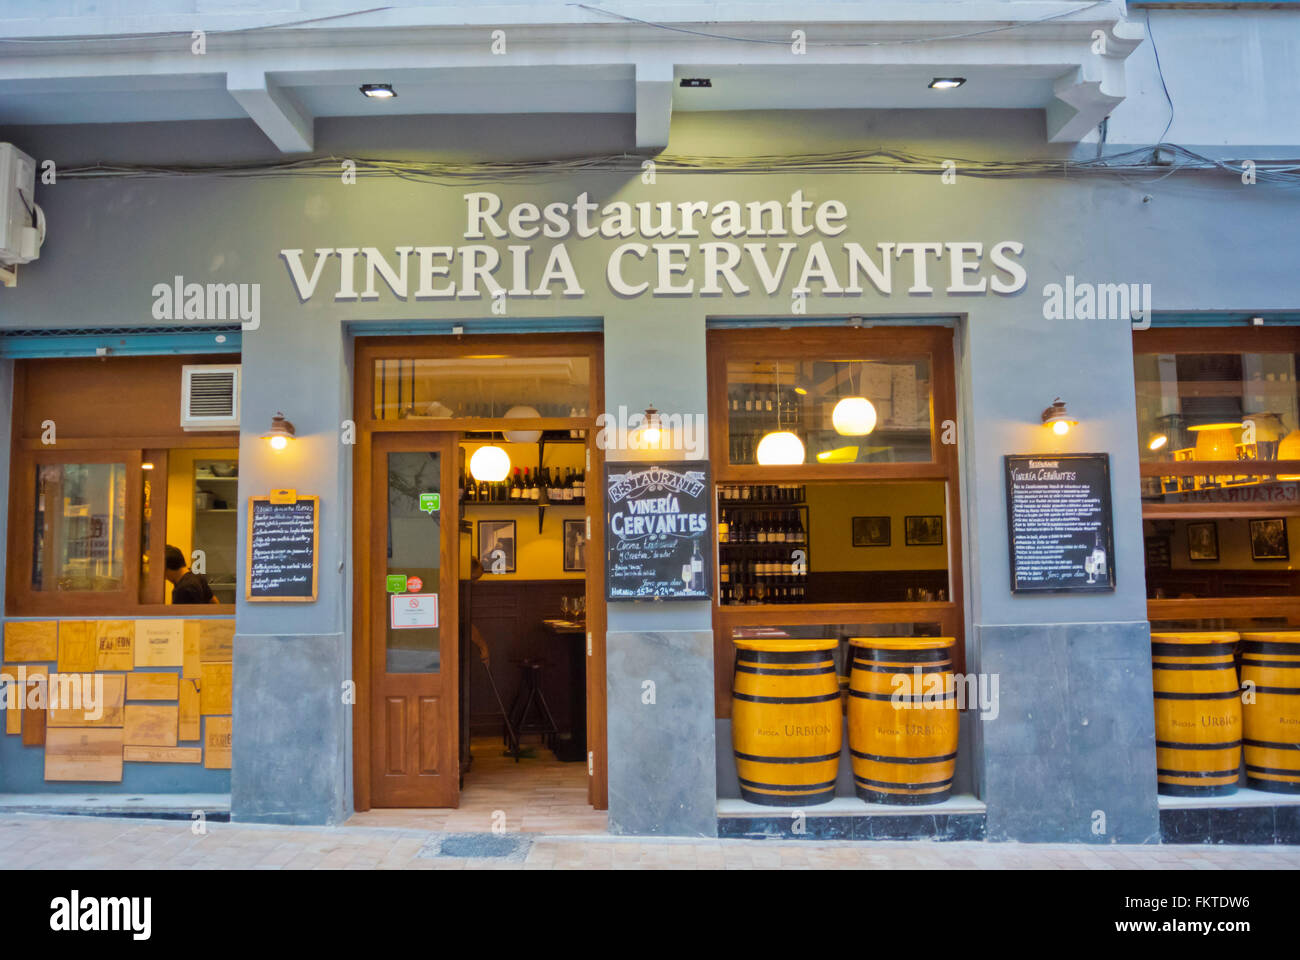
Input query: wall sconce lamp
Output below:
<box><xmin>1041</xmin><ymin>398</ymin><xmax>1077</xmax><ymax>436</ymax></box>
<box><xmin>641</xmin><ymin>406</ymin><xmax>663</xmax><ymax>446</ymax></box>
<box><xmin>261</xmin><ymin>412</ymin><xmax>296</xmax><ymax>451</ymax></box>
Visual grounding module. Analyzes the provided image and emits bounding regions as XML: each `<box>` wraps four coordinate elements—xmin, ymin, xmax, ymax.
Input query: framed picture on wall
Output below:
<box><xmin>904</xmin><ymin>515</ymin><xmax>943</xmax><ymax>546</ymax></box>
<box><xmin>563</xmin><ymin>519</ymin><xmax>587</xmax><ymax>572</ymax></box>
<box><xmin>852</xmin><ymin>516</ymin><xmax>891</xmax><ymax>547</ymax></box>
<box><xmin>1186</xmin><ymin>521</ymin><xmax>1219</xmax><ymax>562</ymax></box>
<box><xmin>1249</xmin><ymin>518</ymin><xmax>1290</xmax><ymax>561</ymax></box>
<box><xmin>478</xmin><ymin>519</ymin><xmax>516</xmax><ymax>574</ymax></box>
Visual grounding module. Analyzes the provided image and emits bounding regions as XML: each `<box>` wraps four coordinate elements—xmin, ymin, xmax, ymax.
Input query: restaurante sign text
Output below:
<box><xmin>280</xmin><ymin>191</ymin><xmax>1028</xmax><ymax>301</ymax></box>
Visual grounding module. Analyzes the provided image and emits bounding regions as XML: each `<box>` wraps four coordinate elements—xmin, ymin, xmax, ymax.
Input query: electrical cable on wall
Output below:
<box><xmin>53</xmin><ymin>144</ymin><xmax>1300</xmax><ymax>187</ymax></box>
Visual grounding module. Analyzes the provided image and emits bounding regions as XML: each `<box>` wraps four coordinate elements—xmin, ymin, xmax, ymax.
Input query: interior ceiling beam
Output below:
<box><xmin>226</xmin><ymin>68</ymin><xmax>314</xmax><ymax>154</ymax></box>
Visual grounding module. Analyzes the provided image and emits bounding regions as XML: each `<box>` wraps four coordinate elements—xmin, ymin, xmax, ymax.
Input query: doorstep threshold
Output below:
<box><xmin>0</xmin><ymin>793</ymin><xmax>231</xmax><ymax>821</ymax></box>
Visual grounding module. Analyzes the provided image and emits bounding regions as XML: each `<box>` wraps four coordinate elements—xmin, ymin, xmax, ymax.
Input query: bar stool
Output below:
<box><xmin>507</xmin><ymin>657</ymin><xmax>559</xmax><ymax>761</ymax></box>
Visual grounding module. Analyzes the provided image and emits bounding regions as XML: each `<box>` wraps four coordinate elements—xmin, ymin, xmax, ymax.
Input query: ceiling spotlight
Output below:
<box><xmin>680</xmin><ymin>78</ymin><xmax>712</xmax><ymax>88</ymax></box>
<box><xmin>928</xmin><ymin>78</ymin><xmax>966</xmax><ymax>90</ymax></box>
<box><xmin>360</xmin><ymin>83</ymin><xmax>397</xmax><ymax>99</ymax></box>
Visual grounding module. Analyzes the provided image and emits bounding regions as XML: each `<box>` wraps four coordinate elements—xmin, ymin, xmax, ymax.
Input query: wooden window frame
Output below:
<box><xmin>1133</xmin><ymin>326</ymin><xmax>1300</xmax><ymax>624</ymax></box>
<box><xmin>707</xmin><ymin>326</ymin><xmax>965</xmax><ymax>716</ymax></box>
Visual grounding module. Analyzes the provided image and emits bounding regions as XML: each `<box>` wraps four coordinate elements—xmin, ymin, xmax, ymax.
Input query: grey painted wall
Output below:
<box><xmin>0</xmin><ymin>110</ymin><xmax>1295</xmax><ymax>836</ymax></box>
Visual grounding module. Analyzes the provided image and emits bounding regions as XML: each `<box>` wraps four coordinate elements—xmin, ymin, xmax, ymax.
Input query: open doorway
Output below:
<box><xmin>352</xmin><ymin>334</ymin><xmax>607</xmax><ymax>817</ymax></box>
<box><xmin>456</xmin><ymin>433</ymin><xmax>599</xmax><ymax>825</ymax></box>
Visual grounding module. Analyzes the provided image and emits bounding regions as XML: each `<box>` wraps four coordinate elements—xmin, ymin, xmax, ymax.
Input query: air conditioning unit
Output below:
<box><xmin>0</xmin><ymin>143</ymin><xmax>45</xmax><ymax>266</ymax></box>
<box><xmin>181</xmin><ymin>364</ymin><xmax>241</xmax><ymax>431</ymax></box>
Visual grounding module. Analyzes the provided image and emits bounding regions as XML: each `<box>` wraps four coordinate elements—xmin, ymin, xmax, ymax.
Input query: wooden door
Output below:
<box><xmin>369</xmin><ymin>432</ymin><xmax>459</xmax><ymax>807</ymax></box>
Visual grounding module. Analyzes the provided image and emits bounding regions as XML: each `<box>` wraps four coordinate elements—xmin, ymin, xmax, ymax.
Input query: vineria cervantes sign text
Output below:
<box><xmin>279</xmin><ymin>191</ymin><xmax>1027</xmax><ymax>302</ymax></box>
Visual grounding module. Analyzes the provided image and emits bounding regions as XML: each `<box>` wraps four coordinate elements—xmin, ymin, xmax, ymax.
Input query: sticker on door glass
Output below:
<box><xmin>406</xmin><ymin>575</ymin><xmax>423</xmax><ymax>591</ymax></box>
<box><xmin>391</xmin><ymin>593</ymin><xmax>438</xmax><ymax>629</ymax></box>
<box><xmin>419</xmin><ymin>492</ymin><xmax>440</xmax><ymax>514</ymax></box>
<box><xmin>386</xmin><ymin>574</ymin><xmax>408</xmax><ymax>593</ymax></box>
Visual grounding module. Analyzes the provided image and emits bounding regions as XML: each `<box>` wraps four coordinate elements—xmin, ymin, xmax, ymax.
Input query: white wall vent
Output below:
<box><xmin>181</xmin><ymin>363</ymin><xmax>240</xmax><ymax>431</ymax></box>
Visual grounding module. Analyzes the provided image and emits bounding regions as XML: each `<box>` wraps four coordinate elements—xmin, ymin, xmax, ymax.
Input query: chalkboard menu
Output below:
<box><xmin>605</xmin><ymin>462</ymin><xmax>712</xmax><ymax>601</ymax></box>
<box><xmin>246</xmin><ymin>491</ymin><xmax>319</xmax><ymax>602</ymax></box>
<box><xmin>1005</xmin><ymin>454</ymin><xmax>1115</xmax><ymax>593</ymax></box>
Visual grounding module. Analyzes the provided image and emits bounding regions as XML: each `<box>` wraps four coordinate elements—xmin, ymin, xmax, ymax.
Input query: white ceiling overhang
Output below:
<box><xmin>0</xmin><ymin>2</ymin><xmax>1144</xmax><ymax>152</ymax></box>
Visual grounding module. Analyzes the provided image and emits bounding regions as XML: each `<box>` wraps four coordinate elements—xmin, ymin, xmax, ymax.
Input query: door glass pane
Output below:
<box><xmin>32</xmin><ymin>462</ymin><xmax>127</xmax><ymax>592</ymax></box>
<box><xmin>726</xmin><ymin>358</ymin><xmax>933</xmax><ymax>465</ymax></box>
<box><xmin>386</xmin><ymin>451</ymin><xmax>442</xmax><ymax>673</ymax></box>
<box><xmin>1134</xmin><ymin>351</ymin><xmax>1300</xmax><ymax>465</ymax></box>
<box><xmin>373</xmin><ymin>355</ymin><xmax>590</xmax><ymax>421</ymax></box>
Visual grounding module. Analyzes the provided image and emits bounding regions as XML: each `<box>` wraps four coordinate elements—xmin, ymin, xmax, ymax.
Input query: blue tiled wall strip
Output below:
<box><xmin>0</xmin><ymin>326</ymin><xmax>242</xmax><ymax>358</ymax></box>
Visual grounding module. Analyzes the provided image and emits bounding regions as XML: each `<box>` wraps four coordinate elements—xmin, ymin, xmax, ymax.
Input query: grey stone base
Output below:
<box><xmin>975</xmin><ymin>620</ymin><xmax>1160</xmax><ymax>844</ymax></box>
<box><xmin>607</xmin><ymin>629</ymin><xmax>717</xmax><ymax>837</ymax></box>
<box><xmin>231</xmin><ymin>633</ymin><xmax>350</xmax><ymax>825</ymax></box>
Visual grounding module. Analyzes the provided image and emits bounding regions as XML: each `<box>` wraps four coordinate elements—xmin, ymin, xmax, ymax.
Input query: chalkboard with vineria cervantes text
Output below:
<box><xmin>246</xmin><ymin>491</ymin><xmax>319</xmax><ymax>602</ymax></box>
<box><xmin>1005</xmin><ymin>454</ymin><xmax>1115</xmax><ymax>594</ymax></box>
<box><xmin>605</xmin><ymin>462</ymin><xmax>712</xmax><ymax>601</ymax></box>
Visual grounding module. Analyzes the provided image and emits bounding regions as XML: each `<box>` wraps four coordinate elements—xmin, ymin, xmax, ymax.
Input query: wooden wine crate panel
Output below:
<box><xmin>48</xmin><ymin>673</ymin><xmax>125</xmax><ymax>728</ymax></box>
<box><xmin>124</xmin><ymin>745</ymin><xmax>202</xmax><ymax>764</ymax></box>
<box><xmin>182</xmin><ymin>621</ymin><xmax>201</xmax><ymax>679</ymax></box>
<box><xmin>204</xmin><ymin>716</ymin><xmax>232</xmax><ymax>769</ymax></box>
<box><xmin>45</xmin><ymin>727</ymin><xmax>124</xmax><ymax>782</ymax></box>
<box><xmin>2</xmin><ymin>666</ymin><xmax>21</xmax><ymax>735</ymax></box>
<box><xmin>123</xmin><ymin>703</ymin><xmax>178</xmax><ymax>747</ymax></box>
<box><xmin>134</xmin><ymin>619</ymin><xmax>184</xmax><ymax>668</ymax></box>
<box><xmin>178</xmin><ymin>678</ymin><xmax>200</xmax><ymax>742</ymax></box>
<box><xmin>199</xmin><ymin>662</ymin><xmax>232</xmax><ymax>716</ymax></box>
<box><xmin>4</xmin><ymin>621</ymin><xmax>57</xmax><ymax>662</ymax></box>
<box><xmin>21</xmin><ymin>665</ymin><xmax>47</xmax><ymax>747</ymax></box>
<box><xmin>94</xmin><ymin>621</ymin><xmax>135</xmax><ymax>672</ymax></box>
<box><xmin>198</xmin><ymin>620</ymin><xmax>234</xmax><ymax>663</ymax></box>
<box><xmin>57</xmin><ymin>621</ymin><xmax>98</xmax><ymax>674</ymax></box>
<box><xmin>126</xmin><ymin>672</ymin><xmax>179</xmax><ymax>701</ymax></box>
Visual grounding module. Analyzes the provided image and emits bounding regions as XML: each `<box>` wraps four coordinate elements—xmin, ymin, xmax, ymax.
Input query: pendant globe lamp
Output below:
<box><xmin>832</xmin><ymin>363</ymin><xmax>877</xmax><ymax>437</ymax></box>
<box><xmin>755</xmin><ymin>362</ymin><xmax>804</xmax><ymax>466</ymax></box>
<box><xmin>469</xmin><ymin>397</ymin><xmax>512</xmax><ymax>483</ymax></box>
<box><xmin>469</xmin><ymin>441</ymin><xmax>511</xmax><ymax>483</ymax></box>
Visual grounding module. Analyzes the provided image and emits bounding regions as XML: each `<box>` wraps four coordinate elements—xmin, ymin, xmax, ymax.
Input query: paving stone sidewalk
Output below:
<box><xmin>1</xmin><ymin>813</ymin><xmax>1297</xmax><ymax>870</ymax></box>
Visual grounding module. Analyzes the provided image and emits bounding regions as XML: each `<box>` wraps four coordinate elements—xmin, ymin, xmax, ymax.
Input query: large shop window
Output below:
<box><xmin>6</xmin><ymin>356</ymin><xmax>240</xmax><ymax>616</ymax></box>
<box><xmin>1134</xmin><ymin>328</ymin><xmax>1300</xmax><ymax>630</ymax></box>
<box><xmin>708</xmin><ymin>327</ymin><xmax>964</xmax><ymax>714</ymax></box>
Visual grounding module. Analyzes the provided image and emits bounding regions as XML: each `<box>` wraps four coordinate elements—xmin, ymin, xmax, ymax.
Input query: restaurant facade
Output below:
<box><xmin>0</xmin><ymin>1</ymin><xmax>1298</xmax><ymax>845</ymax></box>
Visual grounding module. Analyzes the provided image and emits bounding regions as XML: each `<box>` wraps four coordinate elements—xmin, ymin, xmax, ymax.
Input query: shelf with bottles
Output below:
<box><xmin>460</xmin><ymin>465</ymin><xmax>588</xmax><ymax>507</ymax></box>
<box><xmin>718</xmin><ymin>552</ymin><xmax>809</xmax><ymax>606</ymax></box>
<box><xmin>716</xmin><ymin>500</ymin><xmax>810</xmax><ymax>607</ymax></box>
<box><xmin>717</xmin><ymin>482</ymin><xmax>806</xmax><ymax>506</ymax></box>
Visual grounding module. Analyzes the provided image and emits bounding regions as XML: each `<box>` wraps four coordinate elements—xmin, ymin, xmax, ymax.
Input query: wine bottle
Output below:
<box><xmin>509</xmin><ymin>468</ymin><xmax>521</xmax><ymax>500</ymax></box>
<box><xmin>690</xmin><ymin>539</ymin><xmax>705</xmax><ymax>592</ymax></box>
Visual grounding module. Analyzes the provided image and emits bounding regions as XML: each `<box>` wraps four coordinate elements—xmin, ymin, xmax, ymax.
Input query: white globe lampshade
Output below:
<box><xmin>756</xmin><ymin>431</ymin><xmax>805</xmax><ymax>466</ymax></box>
<box><xmin>832</xmin><ymin>396</ymin><xmax>877</xmax><ymax>436</ymax></box>
<box><xmin>469</xmin><ymin>444</ymin><xmax>511</xmax><ymax>483</ymax></box>
<box><xmin>503</xmin><ymin>405</ymin><xmax>542</xmax><ymax>443</ymax></box>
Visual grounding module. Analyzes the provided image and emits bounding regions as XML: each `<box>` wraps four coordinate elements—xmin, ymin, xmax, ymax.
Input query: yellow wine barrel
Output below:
<box><xmin>1239</xmin><ymin>632</ymin><xmax>1300</xmax><ymax>794</ymax></box>
<box><xmin>731</xmin><ymin>638</ymin><xmax>841</xmax><ymax>806</ymax></box>
<box><xmin>848</xmin><ymin>638</ymin><xmax>958</xmax><ymax>805</ymax></box>
<box><xmin>1151</xmin><ymin>632</ymin><xmax>1242</xmax><ymax>797</ymax></box>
